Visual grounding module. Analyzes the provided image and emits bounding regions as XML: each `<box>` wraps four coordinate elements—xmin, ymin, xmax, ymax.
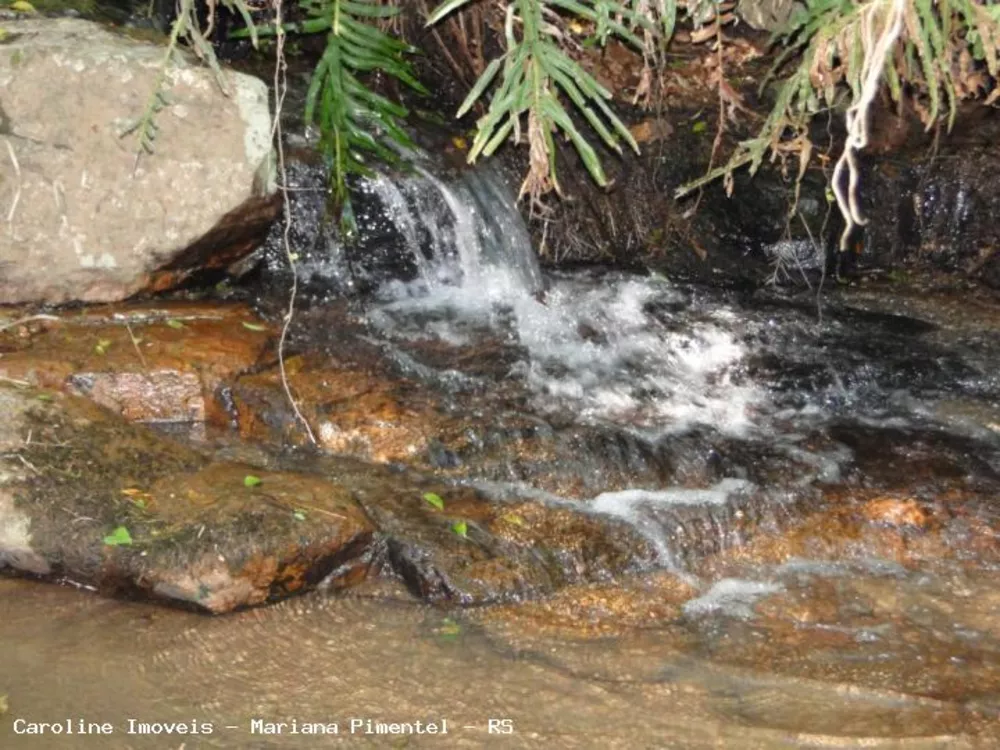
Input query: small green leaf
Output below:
<box><xmin>94</xmin><ymin>338</ymin><xmax>112</xmax><ymax>355</ymax></box>
<box><xmin>35</xmin><ymin>393</ymin><xmax>53</xmax><ymax>402</ymax></box>
<box><xmin>423</xmin><ymin>492</ymin><xmax>445</xmax><ymax>511</ymax></box>
<box><xmin>10</xmin><ymin>0</ymin><xmax>37</xmax><ymax>13</ymax></box>
<box><xmin>500</xmin><ymin>513</ymin><xmax>527</xmax><ymax>527</ymax></box>
<box><xmin>165</xmin><ymin>319</ymin><xmax>185</xmax><ymax>330</ymax></box>
<box><xmin>244</xmin><ymin>475</ymin><xmax>262</xmax><ymax>488</ymax></box>
<box><xmin>438</xmin><ymin>617</ymin><xmax>462</xmax><ymax>638</ymax></box>
<box><xmin>692</xmin><ymin>121</ymin><xmax>708</xmax><ymax>134</ymax></box>
<box><xmin>241</xmin><ymin>322</ymin><xmax>268</xmax><ymax>332</ymax></box>
<box><xmin>451</xmin><ymin>520</ymin><xmax>468</xmax><ymax>538</ymax></box>
<box><xmin>103</xmin><ymin>526</ymin><xmax>133</xmax><ymax>546</ymax></box>
<box><xmin>293</xmin><ymin>509</ymin><xmax>307</xmax><ymax>521</ymax></box>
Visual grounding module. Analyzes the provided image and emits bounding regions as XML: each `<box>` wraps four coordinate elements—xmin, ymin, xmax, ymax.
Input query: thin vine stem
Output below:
<box><xmin>272</xmin><ymin>0</ymin><xmax>318</xmax><ymax>446</ymax></box>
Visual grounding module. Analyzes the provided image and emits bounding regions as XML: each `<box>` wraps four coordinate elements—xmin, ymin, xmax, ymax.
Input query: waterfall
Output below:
<box><xmin>264</xmin><ymin>158</ymin><xmax>543</xmax><ymax>298</ymax></box>
<box><xmin>348</xmin><ymin>163</ymin><xmax>544</xmax><ymax>296</ymax></box>
<box><xmin>266</xmin><ymin>156</ymin><xmax>764</xmax><ymax>439</ymax></box>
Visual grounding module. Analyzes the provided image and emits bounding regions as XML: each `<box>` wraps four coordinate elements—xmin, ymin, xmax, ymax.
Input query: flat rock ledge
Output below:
<box><xmin>0</xmin><ymin>383</ymin><xmax>655</xmax><ymax>612</ymax></box>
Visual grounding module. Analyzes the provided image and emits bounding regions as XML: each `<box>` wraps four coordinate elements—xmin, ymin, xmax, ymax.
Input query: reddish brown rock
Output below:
<box><xmin>861</xmin><ymin>496</ymin><xmax>930</xmax><ymax>529</ymax></box>
<box><xmin>0</xmin><ymin>383</ymin><xmax>374</xmax><ymax>613</ymax></box>
<box><xmin>696</xmin><ymin>487</ymin><xmax>1000</xmax><ymax>580</ymax></box>
<box><xmin>346</xmin><ymin>474</ymin><xmax>658</xmax><ymax>605</ymax></box>
<box><xmin>132</xmin><ymin>464</ymin><xmax>374</xmax><ymax>611</ymax></box>
<box><xmin>0</xmin><ymin>303</ymin><xmax>273</xmax><ymax>426</ymax></box>
<box><xmin>225</xmin><ymin>334</ymin><xmax>689</xmax><ymax>498</ymax></box>
<box><xmin>474</xmin><ymin>571</ymin><xmax>697</xmax><ymax>639</ymax></box>
<box><xmin>231</xmin><ymin>353</ymin><xmax>444</xmax><ymax>461</ymax></box>
<box><xmin>0</xmin><ymin>381</ymin><xmax>665</xmax><ymax>611</ymax></box>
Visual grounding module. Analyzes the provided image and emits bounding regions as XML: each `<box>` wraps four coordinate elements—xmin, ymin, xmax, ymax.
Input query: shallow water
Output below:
<box><xmin>6</xmin><ymin>166</ymin><xmax>1000</xmax><ymax>748</ymax></box>
<box><xmin>3</xmin><ymin>571</ymin><xmax>998</xmax><ymax>749</ymax></box>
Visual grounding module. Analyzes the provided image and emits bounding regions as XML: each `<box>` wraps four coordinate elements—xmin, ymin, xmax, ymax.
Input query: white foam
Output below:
<box><xmin>682</xmin><ymin>578</ymin><xmax>783</xmax><ymax>618</ymax></box>
<box><xmin>356</xmin><ymin>164</ymin><xmax>766</xmax><ymax>435</ymax></box>
<box><xmin>587</xmin><ymin>478</ymin><xmax>754</xmax><ymax>564</ymax></box>
<box><xmin>375</xmin><ymin>268</ymin><xmax>765</xmax><ymax>435</ymax></box>
<box><xmin>591</xmin><ymin>478</ymin><xmax>754</xmax><ymax>515</ymax></box>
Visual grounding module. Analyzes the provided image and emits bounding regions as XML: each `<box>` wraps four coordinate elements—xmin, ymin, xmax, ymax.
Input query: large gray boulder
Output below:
<box><xmin>0</xmin><ymin>18</ymin><xmax>277</xmax><ymax>304</ymax></box>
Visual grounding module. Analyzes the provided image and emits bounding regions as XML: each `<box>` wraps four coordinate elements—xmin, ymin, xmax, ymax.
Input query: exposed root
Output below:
<box><xmin>271</xmin><ymin>0</ymin><xmax>317</xmax><ymax>446</ymax></box>
<box><xmin>124</xmin><ymin>322</ymin><xmax>148</xmax><ymax>369</ymax></box>
<box><xmin>832</xmin><ymin>0</ymin><xmax>907</xmax><ymax>251</ymax></box>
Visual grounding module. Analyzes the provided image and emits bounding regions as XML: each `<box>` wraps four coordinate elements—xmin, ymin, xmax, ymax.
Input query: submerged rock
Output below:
<box><xmin>353</xmin><ymin>478</ymin><xmax>657</xmax><ymax>604</ymax></box>
<box><xmin>0</xmin><ymin>382</ymin><xmax>661</xmax><ymax>611</ymax></box>
<box><xmin>0</xmin><ymin>384</ymin><xmax>374</xmax><ymax>612</ymax></box>
<box><xmin>0</xmin><ymin>18</ymin><xmax>277</xmax><ymax>304</ymax></box>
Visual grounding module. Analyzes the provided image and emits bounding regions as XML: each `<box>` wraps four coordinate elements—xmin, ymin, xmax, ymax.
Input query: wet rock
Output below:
<box><xmin>685</xmin><ymin>570</ymin><xmax>1000</xmax><ymax>710</ymax></box>
<box><xmin>231</xmin><ymin>350</ymin><xmax>445</xmax><ymax>462</ymax></box>
<box><xmin>828</xmin><ymin>423</ymin><xmax>1000</xmax><ymax>493</ymax></box>
<box><xmin>228</xmin><ymin>305</ymin><xmax>820</xmax><ymax>501</ymax></box>
<box><xmin>498</xmin><ymin>123</ymin><xmax>818</xmax><ymax>285</ymax></box>
<box><xmin>0</xmin><ymin>18</ymin><xmax>277</xmax><ymax>305</ymax></box>
<box><xmin>345</xmin><ymin>472</ymin><xmax>658</xmax><ymax>604</ymax></box>
<box><xmin>858</xmin><ymin>112</ymin><xmax>1000</xmax><ymax>287</ymax></box>
<box><xmin>470</xmin><ymin>529</ymin><xmax>1000</xmax><ymax>729</ymax></box>
<box><xmin>861</xmin><ymin>496</ymin><xmax>930</xmax><ymax>530</ymax></box>
<box><xmin>258</xmin><ymin>158</ymin><xmax>543</xmax><ymax>298</ymax></box>
<box><xmin>0</xmin><ymin>381</ymin><xmax>667</xmax><ymax>610</ymax></box>
<box><xmin>0</xmin><ymin>303</ymin><xmax>273</xmax><ymax>426</ymax></box>
<box><xmin>473</xmin><ymin>571</ymin><xmax>697</xmax><ymax>639</ymax></box>
<box><xmin>605</xmin><ymin>481</ymin><xmax>822</xmax><ymax>570</ymax></box>
<box><xmin>0</xmin><ymin>383</ymin><xmax>374</xmax><ymax>612</ymax></box>
<box><xmin>696</xmin><ymin>486</ymin><xmax>1000</xmax><ymax>579</ymax></box>
<box><xmin>230</xmin><ymin>344</ymin><xmax>730</xmax><ymax>498</ymax></box>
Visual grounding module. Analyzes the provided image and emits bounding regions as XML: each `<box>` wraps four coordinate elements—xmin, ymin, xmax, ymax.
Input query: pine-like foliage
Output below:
<box><xmin>247</xmin><ymin>0</ymin><xmax>426</xmax><ymax>213</ymax></box>
<box><xmin>428</xmin><ymin>0</ymin><xmax>669</xmax><ymax>206</ymax></box>
<box><xmin>123</xmin><ymin>0</ymin><xmax>258</xmax><ymax>168</ymax></box>
<box><xmin>132</xmin><ymin>0</ymin><xmax>1000</xmax><ymax>233</ymax></box>
<box><xmin>428</xmin><ymin>0</ymin><xmax>1000</xmax><ymax>229</ymax></box>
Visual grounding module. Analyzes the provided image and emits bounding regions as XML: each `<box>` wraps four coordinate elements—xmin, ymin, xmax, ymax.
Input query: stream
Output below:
<box><xmin>3</xmin><ymin>161</ymin><xmax>1000</xmax><ymax>748</ymax></box>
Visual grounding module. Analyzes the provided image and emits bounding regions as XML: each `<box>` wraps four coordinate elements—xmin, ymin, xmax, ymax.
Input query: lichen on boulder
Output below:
<box><xmin>0</xmin><ymin>18</ymin><xmax>278</xmax><ymax>304</ymax></box>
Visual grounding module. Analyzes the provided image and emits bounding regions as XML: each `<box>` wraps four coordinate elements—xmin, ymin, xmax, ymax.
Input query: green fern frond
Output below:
<box><xmin>245</xmin><ymin>0</ymin><xmax>424</xmax><ymax>225</ymax></box>
<box><xmin>123</xmin><ymin>0</ymin><xmax>258</xmax><ymax>170</ymax></box>
<box><xmin>680</xmin><ymin>0</ymin><xmax>1000</xmax><ymax>200</ymax></box>
<box><xmin>435</xmin><ymin>0</ymin><xmax>650</xmax><ymax>203</ymax></box>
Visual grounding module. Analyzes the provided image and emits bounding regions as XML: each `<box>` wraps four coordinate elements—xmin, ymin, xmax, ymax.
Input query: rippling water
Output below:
<box><xmin>5</xmin><ymin>164</ymin><xmax>1000</xmax><ymax>748</ymax></box>
<box><xmin>3</xmin><ymin>572</ymin><xmax>998</xmax><ymax>749</ymax></box>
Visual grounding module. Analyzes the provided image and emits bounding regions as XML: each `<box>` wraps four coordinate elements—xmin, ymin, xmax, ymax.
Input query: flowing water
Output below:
<box><xmin>4</xmin><ymin>162</ymin><xmax>1000</xmax><ymax>748</ymax></box>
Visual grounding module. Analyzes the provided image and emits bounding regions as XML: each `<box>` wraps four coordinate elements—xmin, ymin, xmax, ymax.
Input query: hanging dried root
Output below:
<box><xmin>678</xmin><ymin>0</ymin><xmax>1000</xmax><ymax>240</ymax></box>
<box><xmin>830</xmin><ymin>0</ymin><xmax>906</xmax><ymax>250</ymax></box>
